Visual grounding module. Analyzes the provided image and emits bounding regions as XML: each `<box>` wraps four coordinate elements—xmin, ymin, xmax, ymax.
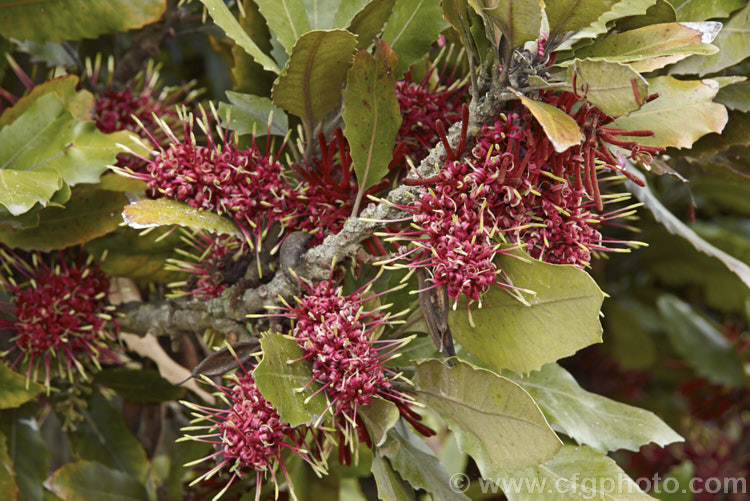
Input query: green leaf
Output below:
<box><xmin>382</xmin><ymin>0</ymin><xmax>449</xmax><ymax>76</ymax></box>
<box><xmin>371</xmin><ymin>454</ymin><xmax>414</xmax><ymax>501</ymax></box>
<box><xmin>49</xmin><ymin>461</ymin><xmax>149</xmax><ymax>501</ymax></box>
<box><xmin>616</xmin><ymin>0</ymin><xmax>676</xmax><ymax>32</ymax></box>
<box><xmin>122</xmin><ymin>198</ymin><xmax>242</xmax><ymax>236</ymax></box>
<box><xmin>567</xmin><ymin>59</ymin><xmax>648</xmax><ymax>116</ymax></box>
<box><xmin>671</xmin><ymin>0</ymin><xmax>745</xmax><ymax>22</ymax></box>
<box><xmin>272</xmin><ymin>29</ymin><xmax>357</xmax><ymax>127</ymax></box>
<box><xmin>358</xmin><ymin>397</ymin><xmax>400</xmax><ymax>447</ymax></box>
<box><xmin>448</xmin><ymin>251</ymin><xmax>605</xmax><ymax>375</ymax></box>
<box><xmin>94</xmin><ymin>368</ymin><xmax>185</xmax><ymax>404</ymax></box>
<box><xmin>342</xmin><ymin>40</ymin><xmax>402</xmax><ymax>193</ymax></box>
<box><xmin>253</xmin><ymin>331</ymin><xmax>328</xmax><ymax>427</ymax></box>
<box><xmin>546</xmin><ymin>0</ymin><xmax>619</xmax><ymax>39</ymax></box>
<box><xmin>513</xmin><ymin>91</ymin><xmax>584</xmax><ymax>153</ymax></box>
<box><xmin>303</xmin><ymin>0</ymin><xmax>341</xmax><ymax>29</ymax></box>
<box><xmin>498</xmin><ymin>445</ymin><xmax>655</xmax><ymax>500</ymax></box>
<box><xmin>611</xmin><ymin>76</ymin><xmax>727</xmax><ymax>149</ymax></box>
<box><xmin>0</xmin><ymin>189</ymin><xmax>126</xmax><ymax>251</ymax></box>
<box><xmin>0</xmin><ymin>363</ymin><xmax>43</xmax><ymax>409</ymax></box>
<box><xmin>256</xmin><ymin>0</ymin><xmax>312</xmax><ymax>53</ymax></box>
<box><xmin>229</xmin><ymin>0</ymin><xmax>276</xmax><ymax>96</ymax></box>
<box><xmin>470</xmin><ymin>0</ymin><xmax>542</xmax><ymax>49</ymax></box>
<box><xmin>413</xmin><ymin>359</ymin><xmax>562</xmax><ymax>475</ymax></box>
<box><xmin>67</xmin><ymin>393</ymin><xmax>150</xmax><ymax>483</ymax></box>
<box><xmin>716</xmin><ymin>81</ymin><xmax>750</xmax><ymax>111</ymax></box>
<box><xmin>380</xmin><ymin>420</ymin><xmax>470</xmax><ymax>501</ymax></box>
<box><xmin>347</xmin><ymin>0</ymin><xmax>397</xmax><ymax>49</ymax></box>
<box><xmin>219</xmin><ymin>91</ymin><xmax>289</xmax><ymax>136</ymax></box>
<box><xmin>557</xmin><ymin>0</ymin><xmax>659</xmax><ymax>49</ymax></box>
<box><xmin>507</xmin><ymin>364</ymin><xmax>682</xmax><ymax>453</ymax></box>
<box><xmin>657</xmin><ymin>295</ymin><xmax>747</xmax><ymax>387</ymax></box>
<box><xmin>0</xmin><ymin>0</ymin><xmax>166</xmax><ymax>43</ymax></box>
<box><xmin>333</xmin><ymin>0</ymin><xmax>370</xmax><ymax>26</ymax></box>
<box><xmin>670</xmin><ymin>3</ymin><xmax>750</xmax><ymax>75</ymax></box>
<box><xmin>0</xmin><ymin>432</ymin><xmax>17</xmax><ymax>501</ymax></box>
<box><xmin>624</xmin><ymin>164</ymin><xmax>750</xmax><ymax>289</ymax></box>
<box><xmin>199</xmin><ymin>0</ymin><xmax>281</xmax><ymax>74</ymax></box>
<box><xmin>0</xmin><ymin>75</ymin><xmax>93</xmax><ymax>128</ymax></box>
<box><xmin>572</xmin><ymin>22</ymin><xmax>721</xmax><ymax>73</ymax></box>
<box><xmin>0</xmin><ymin>93</ymin><xmax>137</xmax><ymax>216</ymax></box>
<box><xmin>0</xmin><ymin>404</ymin><xmax>50</xmax><ymax>501</ymax></box>
<box><xmin>85</xmin><ymin>226</ymin><xmax>183</xmax><ymax>283</ymax></box>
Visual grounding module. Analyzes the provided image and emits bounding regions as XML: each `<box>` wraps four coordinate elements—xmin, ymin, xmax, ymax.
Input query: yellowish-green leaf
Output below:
<box><xmin>0</xmin><ymin>432</ymin><xmax>17</xmax><ymax>501</ymax></box>
<box><xmin>413</xmin><ymin>359</ymin><xmax>562</xmax><ymax>475</ymax></box>
<box><xmin>448</xmin><ymin>250</ymin><xmax>605</xmax><ymax>375</ymax></box>
<box><xmin>546</xmin><ymin>0</ymin><xmax>619</xmax><ymax>38</ymax></box>
<box><xmin>611</xmin><ymin>76</ymin><xmax>728</xmax><ymax>148</ymax></box>
<box><xmin>272</xmin><ymin>29</ymin><xmax>357</xmax><ymax>126</ymax></box>
<box><xmin>512</xmin><ymin>90</ymin><xmax>583</xmax><ymax>153</ymax></box>
<box><xmin>347</xmin><ymin>0</ymin><xmax>397</xmax><ymax>49</ymax></box>
<box><xmin>219</xmin><ymin>91</ymin><xmax>289</xmax><ymax>136</ymax></box>
<box><xmin>567</xmin><ymin>59</ymin><xmax>648</xmax><ymax>116</ymax></box>
<box><xmin>122</xmin><ymin>198</ymin><xmax>242</xmax><ymax>236</ymax></box>
<box><xmin>0</xmin><ymin>363</ymin><xmax>43</xmax><ymax>410</ymax></box>
<box><xmin>473</xmin><ymin>0</ymin><xmax>541</xmax><ymax>48</ymax></box>
<box><xmin>256</xmin><ymin>0</ymin><xmax>312</xmax><ymax>53</ymax></box>
<box><xmin>671</xmin><ymin>0</ymin><xmax>745</xmax><ymax>22</ymax></box>
<box><xmin>0</xmin><ymin>75</ymin><xmax>93</xmax><ymax>128</ymax></box>
<box><xmin>199</xmin><ymin>0</ymin><xmax>281</xmax><ymax>74</ymax></box>
<box><xmin>49</xmin><ymin>461</ymin><xmax>148</xmax><ymax>501</ymax></box>
<box><xmin>382</xmin><ymin>0</ymin><xmax>449</xmax><ymax>76</ymax></box>
<box><xmin>358</xmin><ymin>397</ymin><xmax>400</xmax><ymax>447</ymax></box>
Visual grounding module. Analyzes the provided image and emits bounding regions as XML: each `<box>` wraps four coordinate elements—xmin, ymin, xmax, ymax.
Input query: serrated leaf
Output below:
<box><xmin>343</xmin><ymin>40</ymin><xmax>402</xmax><ymax>193</ymax></box>
<box><xmin>380</xmin><ymin>420</ymin><xmax>470</xmax><ymax>501</ymax></box>
<box><xmin>507</xmin><ymin>364</ymin><xmax>682</xmax><ymax>453</ymax></box>
<box><xmin>449</xmin><ymin>250</ymin><xmax>604</xmax><ymax>375</ymax></box>
<box><xmin>0</xmin><ymin>75</ymin><xmax>93</xmax><ymax>128</ymax></box>
<box><xmin>557</xmin><ymin>0</ymin><xmax>658</xmax><ymax>49</ymax></box>
<box><xmin>94</xmin><ymin>368</ymin><xmax>185</xmax><ymax>404</ymax></box>
<box><xmin>0</xmin><ymin>170</ymin><xmax>61</xmax><ymax>217</ymax></box>
<box><xmin>573</xmin><ymin>22</ymin><xmax>720</xmax><ymax>72</ymax></box>
<box><xmin>49</xmin><ymin>461</ymin><xmax>149</xmax><ymax>501</ymax></box>
<box><xmin>199</xmin><ymin>0</ymin><xmax>281</xmax><ymax>74</ymax></box>
<box><xmin>382</xmin><ymin>0</ymin><xmax>449</xmax><ymax>76</ymax></box>
<box><xmin>657</xmin><ymin>295</ymin><xmax>747</xmax><ymax>386</ymax></box>
<box><xmin>0</xmin><ymin>189</ymin><xmax>126</xmax><ymax>251</ymax></box>
<box><xmin>0</xmin><ymin>363</ymin><xmax>43</xmax><ymax>409</ymax></box>
<box><xmin>567</xmin><ymin>59</ymin><xmax>648</xmax><ymax>116</ymax></box>
<box><xmin>347</xmin><ymin>0</ymin><xmax>397</xmax><ymax>49</ymax></box>
<box><xmin>513</xmin><ymin>91</ymin><xmax>584</xmax><ymax>153</ymax></box>
<box><xmin>256</xmin><ymin>0</ymin><xmax>312</xmax><ymax>53</ymax></box>
<box><xmin>413</xmin><ymin>359</ymin><xmax>561</xmax><ymax>475</ymax></box>
<box><xmin>498</xmin><ymin>445</ymin><xmax>655</xmax><ymax>500</ymax></box>
<box><xmin>611</xmin><ymin>76</ymin><xmax>727</xmax><ymax>149</ymax></box>
<box><xmin>229</xmin><ymin>0</ymin><xmax>276</xmax><ymax>96</ymax></box>
<box><xmin>470</xmin><ymin>0</ymin><xmax>542</xmax><ymax>49</ymax></box>
<box><xmin>67</xmin><ymin>393</ymin><xmax>150</xmax><ymax>482</ymax></box>
<box><xmin>671</xmin><ymin>2</ymin><xmax>750</xmax><ymax>75</ymax></box>
<box><xmin>371</xmin><ymin>454</ymin><xmax>414</xmax><ymax>501</ymax></box>
<box><xmin>0</xmin><ymin>432</ymin><xmax>17</xmax><ymax>501</ymax></box>
<box><xmin>0</xmin><ymin>0</ymin><xmax>166</xmax><ymax>43</ymax></box>
<box><xmin>272</xmin><ymin>29</ymin><xmax>357</xmax><ymax>127</ymax></box>
<box><xmin>0</xmin><ymin>404</ymin><xmax>49</xmax><ymax>501</ymax></box>
<box><xmin>546</xmin><ymin>0</ymin><xmax>620</xmax><ymax>39</ymax></box>
<box><xmin>624</xmin><ymin>163</ymin><xmax>750</xmax><ymax>290</ymax></box>
<box><xmin>219</xmin><ymin>91</ymin><xmax>289</xmax><ymax>136</ymax></box>
<box><xmin>358</xmin><ymin>397</ymin><xmax>400</xmax><ymax>447</ymax></box>
<box><xmin>671</xmin><ymin>0</ymin><xmax>745</xmax><ymax>22</ymax></box>
<box><xmin>122</xmin><ymin>198</ymin><xmax>241</xmax><ymax>236</ymax></box>
<box><xmin>253</xmin><ymin>332</ymin><xmax>327</xmax><ymax>427</ymax></box>
<box><xmin>333</xmin><ymin>0</ymin><xmax>370</xmax><ymax>26</ymax></box>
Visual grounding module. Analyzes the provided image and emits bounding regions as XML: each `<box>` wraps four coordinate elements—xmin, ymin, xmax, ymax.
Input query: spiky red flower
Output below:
<box><xmin>0</xmin><ymin>250</ymin><xmax>119</xmax><ymax>387</ymax></box>
<box><xmin>118</xmin><ymin>109</ymin><xmax>293</xmax><ymax>248</ymax></box>
<box><xmin>269</xmin><ymin>277</ymin><xmax>432</xmax><ymax>463</ymax></box>
<box><xmin>181</xmin><ymin>367</ymin><xmax>316</xmax><ymax>500</ymax></box>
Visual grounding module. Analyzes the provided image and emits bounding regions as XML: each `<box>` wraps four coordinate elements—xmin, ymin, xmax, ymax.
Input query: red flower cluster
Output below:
<box><xmin>0</xmin><ymin>250</ymin><xmax>119</xmax><ymax>387</ymax></box>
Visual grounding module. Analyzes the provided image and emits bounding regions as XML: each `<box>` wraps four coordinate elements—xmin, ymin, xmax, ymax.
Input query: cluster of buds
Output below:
<box><xmin>181</xmin><ymin>364</ymin><xmax>322</xmax><ymax>501</ymax></box>
<box><xmin>0</xmin><ymin>249</ymin><xmax>119</xmax><ymax>388</ymax></box>
<box><xmin>265</xmin><ymin>276</ymin><xmax>432</xmax><ymax>464</ymax></box>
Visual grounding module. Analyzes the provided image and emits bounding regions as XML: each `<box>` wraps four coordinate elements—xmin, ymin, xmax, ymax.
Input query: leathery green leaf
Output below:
<box><xmin>122</xmin><ymin>198</ymin><xmax>242</xmax><ymax>236</ymax></box>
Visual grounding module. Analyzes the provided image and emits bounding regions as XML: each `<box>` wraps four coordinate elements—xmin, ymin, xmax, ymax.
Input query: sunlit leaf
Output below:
<box><xmin>470</xmin><ymin>0</ymin><xmax>542</xmax><ymax>49</ymax></box>
<box><xmin>0</xmin><ymin>75</ymin><xmax>93</xmax><ymax>128</ymax></box>
<box><xmin>449</xmin><ymin>250</ymin><xmax>604</xmax><ymax>375</ymax></box>
<box><xmin>256</xmin><ymin>0</ymin><xmax>312</xmax><ymax>53</ymax></box>
<box><xmin>413</xmin><ymin>359</ymin><xmax>562</xmax><ymax>475</ymax></box>
<box><xmin>382</xmin><ymin>0</ymin><xmax>448</xmax><ymax>76</ymax></box>
<box><xmin>0</xmin><ymin>363</ymin><xmax>43</xmax><ymax>410</ymax></box>
<box><xmin>122</xmin><ymin>198</ymin><xmax>242</xmax><ymax>236</ymax></box>
<box><xmin>546</xmin><ymin>0</ymin><xmax>619</xmax><ymax>39</ymax></box>
<box><xmin>507</xmin><ymin>364</ymin><xmax>683</xmax><ymax>453</ymax></box>
<box><xmin>567</xmin><ymin>59</ymin><xmax>648</xmax><ymax>116</ymax></box>
<box><xmin>671</xmin><ymin>0</ymin><xmax>745</xmax><ymax>22</ymax></box>
<box><xmin>513</xmin><ymin>91</ymin><xmax>584</xmax><ymax>153</ymax></box>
